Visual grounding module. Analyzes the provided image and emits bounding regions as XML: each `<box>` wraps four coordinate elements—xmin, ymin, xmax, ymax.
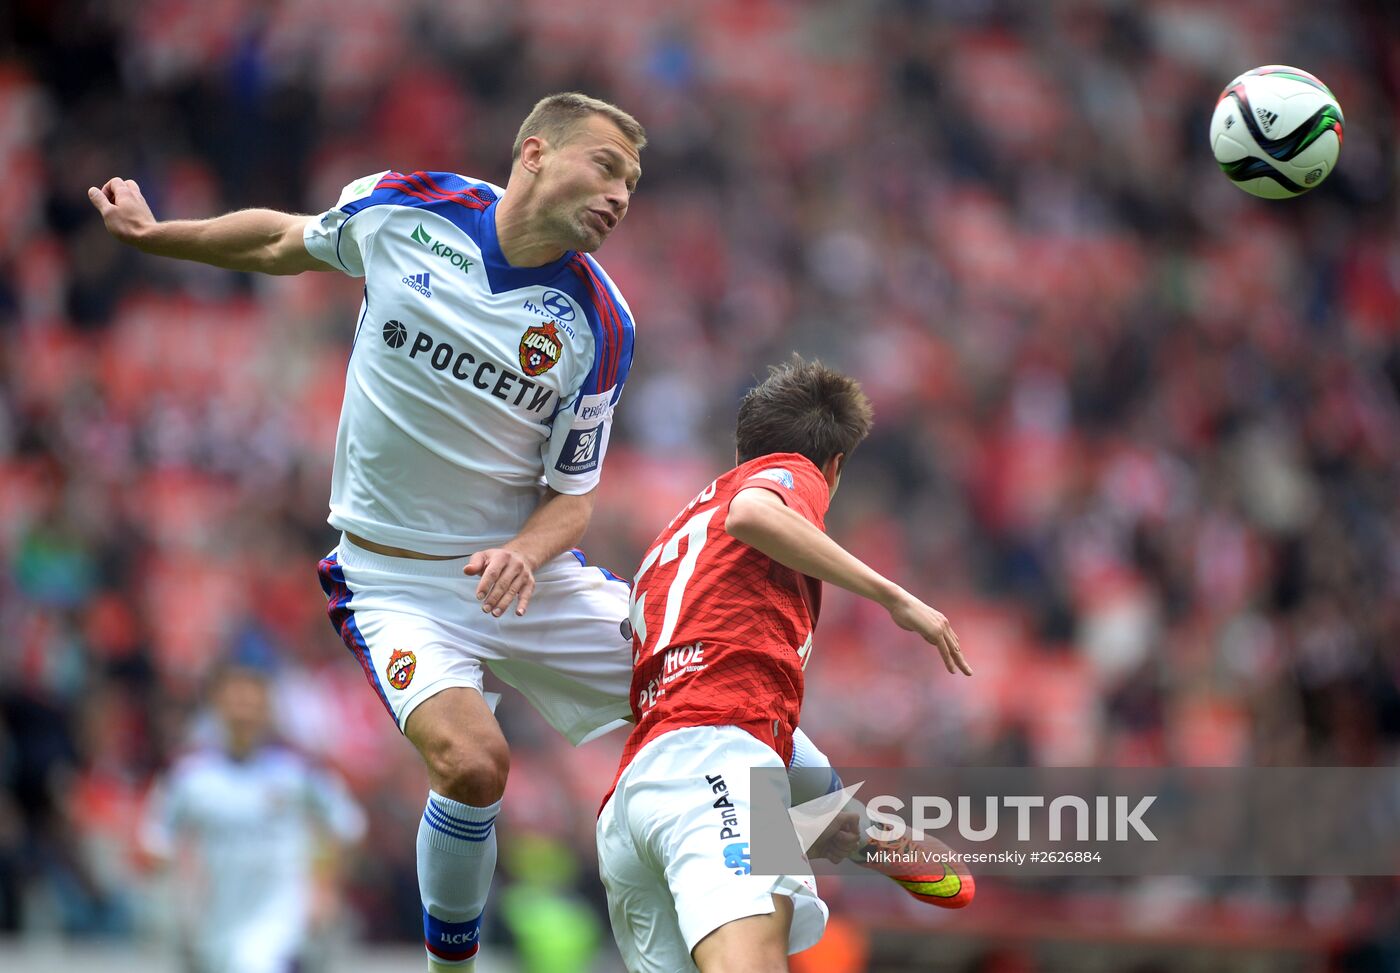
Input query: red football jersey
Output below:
<box><xmin>611</xmin><ymin>452</ymin><xmax>830</xmax><ymax>789</ymax></box>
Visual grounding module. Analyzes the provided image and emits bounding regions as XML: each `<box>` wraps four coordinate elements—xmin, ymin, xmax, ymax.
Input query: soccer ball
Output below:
<box><xmin>1209</xmin><ymin>65</ymin><xmax>1344</xmax><ymax>199</ymax></box>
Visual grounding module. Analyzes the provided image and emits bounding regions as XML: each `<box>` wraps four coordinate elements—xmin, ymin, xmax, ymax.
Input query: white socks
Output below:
<box><xmin>418</xmin><ymin>790</ymin><xmax>500</xmax><ymax>967</ymax></box>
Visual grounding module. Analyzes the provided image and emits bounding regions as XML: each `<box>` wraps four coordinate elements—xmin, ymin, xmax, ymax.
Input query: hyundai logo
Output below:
<box><xmin>542</xmin><ymin>290</ymin><xmax>576</xmax><ymax>321</ymax></box>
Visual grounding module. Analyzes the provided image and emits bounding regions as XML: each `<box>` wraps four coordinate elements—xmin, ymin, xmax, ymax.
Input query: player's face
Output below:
<box><xmin>535</xmin><ymin>115</ymin><xmax>641</xmax><ymax>253</ymax></box>
<box><xmin>214</xmin><ymin>672</ymin><xmax>272</xmax><ymax>755</ymax></box>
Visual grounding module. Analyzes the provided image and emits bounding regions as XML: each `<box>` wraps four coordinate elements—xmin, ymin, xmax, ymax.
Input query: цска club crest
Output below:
<box><xmin>519</xmin><ymin>321</ymin><xmax>563</xmax><ymax>376</ymax></box>
<box><xmin>386</xmin><ymin>649</ymin><xmax>417</xmax><ymax>691</ymax></box>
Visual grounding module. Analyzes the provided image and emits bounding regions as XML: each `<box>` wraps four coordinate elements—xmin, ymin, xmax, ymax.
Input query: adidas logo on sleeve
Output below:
<box><xmin>401</xmin><ymin>272</ymin><xmax>433</xmax><ymax>298</ymax></box>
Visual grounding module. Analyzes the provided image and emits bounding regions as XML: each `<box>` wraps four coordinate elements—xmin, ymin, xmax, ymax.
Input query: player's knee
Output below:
<box><xmin>421</xmin><ymin>736</ymin><xmax>510</xmax><ymax>805</ymax></box>
<box><xmin>692</xmin><ymin>905</ymin><xmax>793</xmax><ymax>973</ymax></box>
<box><xmin>694</xmin><ymin>942</ymin><xmax>789</xmax><ymax>973</ymax></box>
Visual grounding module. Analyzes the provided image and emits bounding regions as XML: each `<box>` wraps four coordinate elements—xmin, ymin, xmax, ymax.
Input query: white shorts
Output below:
<box><xmin>192</xmin><ymin>919</ymin><xmax>302</xmax><ymax>973</ymax></box>
<box><xmin>597</xmin><ymin>725</ymin><xmax>828</xmax><ymax>973</ymax></box>
<box><xmin>317</xmin><ymin>534</ymin><xmax>633</xmax><ymax>744</ymax></box>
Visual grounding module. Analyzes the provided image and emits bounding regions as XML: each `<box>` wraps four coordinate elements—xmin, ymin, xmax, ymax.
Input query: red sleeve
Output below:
<box><xmin>732</xmin><ymin>457</ymin><xmax>829</xmax><ymax>529</ymax></box>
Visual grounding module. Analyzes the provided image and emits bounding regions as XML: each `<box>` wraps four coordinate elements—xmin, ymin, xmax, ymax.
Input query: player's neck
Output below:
<box><xmin>224</xmin><ymin>732</ymin><xmax>262</xmax><ymax>761</ymax></box>
<box><xmin>494</xmin><ymin>194</ymin><xmax>567</xmax><ymax>267</ymax></box>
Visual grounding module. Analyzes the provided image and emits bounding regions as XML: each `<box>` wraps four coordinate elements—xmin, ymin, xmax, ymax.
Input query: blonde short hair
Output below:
<box><xmin>512</xmin><ymin>92</ymin><xmax>647</xmax><ymax>160</ymax></box>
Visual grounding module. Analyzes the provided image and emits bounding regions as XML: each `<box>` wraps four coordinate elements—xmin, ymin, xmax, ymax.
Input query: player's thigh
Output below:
<box><xmin>318</xmin><ymin>541</ymin><xmax>486</xmax><ymax>732</ymax></box>
<box><xmin>627</xmin><ymin>727</ymin><xmax>829</xmax><ymax>960</ymax></box>
<box><xmin>596</xmin><ymin>791</ymin><xmax>694</xmax><ymax>973</ymax></box>
<box><xmin>403</xmin><ymin>686</ymin><xmax>509</xmax><ymax>785</ymax></box>
<box><xmin>487</xmin><ymin>551</ymin><xmax>634</xmax><ymax>743</ymax></box>
<box><xmin>691</xmin><ymin>895</ymin><xmax>793</xmax><ymax>973</ymax></box>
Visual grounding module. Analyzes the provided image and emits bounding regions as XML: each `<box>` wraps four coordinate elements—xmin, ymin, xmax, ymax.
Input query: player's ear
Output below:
<box><xmin>821</xmin><ymin>453</ymin><xmax>844</xmax><ymax>492</ymax></box>
<box><xmin>518</xmin><ymin>136</ymin><xmax>548</xmax><ymax>175</ymax></box>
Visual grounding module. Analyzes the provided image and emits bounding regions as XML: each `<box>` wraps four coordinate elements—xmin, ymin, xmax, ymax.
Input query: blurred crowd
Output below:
<box><xmin>0</xmin><ymin>0</ymin><xmax>1397</xmax><ymax>969</ymax></box>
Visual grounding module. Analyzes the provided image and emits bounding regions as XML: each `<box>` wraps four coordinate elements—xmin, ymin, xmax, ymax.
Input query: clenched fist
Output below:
<box><xmin>88</xmin><ymin>178</ymin><xmax>157</xmax><ymax>246</ymax></box>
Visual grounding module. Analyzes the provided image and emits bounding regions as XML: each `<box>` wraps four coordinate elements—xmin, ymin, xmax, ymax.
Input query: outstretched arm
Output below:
<box><xmin>88</xmin><ymin>177</ymin><xmax>332</xmax><ymax>276</ymax></box>
<box><xmin>726</xmin><ymin>486</ymin><xmax>970</xmax><ymax>675</ymax></box>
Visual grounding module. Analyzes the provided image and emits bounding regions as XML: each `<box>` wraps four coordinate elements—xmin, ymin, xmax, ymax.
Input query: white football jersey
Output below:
<box><xmin>304</xmin><ymin>170</ymin><xmax>636</xmax><ymax>554</ymax></box>
<box><xmin>141</xmin><ymin>745</ymin><xmax>366</xmax><ymax>971</ymax></box>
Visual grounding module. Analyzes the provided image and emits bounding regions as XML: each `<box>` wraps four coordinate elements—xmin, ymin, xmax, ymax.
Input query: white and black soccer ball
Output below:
<box><xmin>1209</xmin><ymin>65</ymin><xmax>1345</xmax><ymax>199</ymax></box>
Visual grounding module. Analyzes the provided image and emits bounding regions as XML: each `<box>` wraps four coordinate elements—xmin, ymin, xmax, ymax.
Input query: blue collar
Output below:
<box><xmin>479</xmin><ymin>199</ymin><xmax>576</xmax><ymax>293</ymax></box>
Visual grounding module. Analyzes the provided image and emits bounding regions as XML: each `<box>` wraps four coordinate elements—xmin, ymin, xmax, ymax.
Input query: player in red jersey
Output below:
<box><xmin>596</xmin><ymin>358</ymin><xmax>972</xmax><ymax>973</ymax></box>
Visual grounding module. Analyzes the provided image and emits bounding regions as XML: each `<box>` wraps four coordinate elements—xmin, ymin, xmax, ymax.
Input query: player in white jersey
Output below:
<box><xmin>141</xmin><ymin>664</ymin><xmax>366</xmax><ymax>973</ymax></box>
<box><xmin>90</xmin><ymin>91</ymin><xmax>848</xmax><ymax>971</ymax></box>
<box><xmin>92</xmin><ymin>92</ymin><xmax>644</xmax><ymax>970</ymax></box>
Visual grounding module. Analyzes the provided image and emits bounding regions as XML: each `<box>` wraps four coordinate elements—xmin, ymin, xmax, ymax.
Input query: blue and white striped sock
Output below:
<box><xmin>788</xmin><ymin>726</ymin><xmax>844</xmax><ymax>804</ymax></box>
<box><xmin>789</xmin><ymin>727</ymin><xmax>871</xmax><ymax>854</ymax></box>
<box><xmin>417</xmin><ymin>790</ymin><xmax>500</xmax><ymax>967</ymax></box>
